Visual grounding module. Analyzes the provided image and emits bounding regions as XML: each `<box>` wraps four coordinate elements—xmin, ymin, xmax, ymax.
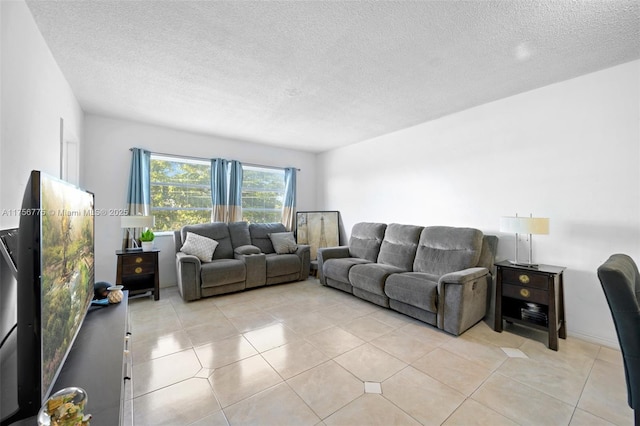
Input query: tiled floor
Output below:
<box><xmin>126</xmin><ymin>278</ymin><xmax>634</xmax><ymax>425</ymax></box>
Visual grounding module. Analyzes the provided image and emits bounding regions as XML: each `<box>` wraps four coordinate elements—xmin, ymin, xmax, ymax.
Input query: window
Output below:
<box><xmin>241</xmin><ymin>166</ymin><xmax>285</xmax><ymax>224</ymax></box>
<box><xmin>149</xmin><ymin>156</ymin><xmax>286</xmax><ymax>230</ymax></box>
<box><xmin>150</xmin><ymin>155</ymin><xmax>211</xmax><ymax>232</ymax></box>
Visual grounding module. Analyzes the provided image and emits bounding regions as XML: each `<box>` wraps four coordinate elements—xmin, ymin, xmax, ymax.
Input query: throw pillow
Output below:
<box><xmin>268</xmin><ymin>232</ymin><xmax>298</xmax><ymax>254</ymax></box>
<box><xmin>181</xmin><ymin>232</ymin><xmax>218</xmax><ymax>262</ymax></box>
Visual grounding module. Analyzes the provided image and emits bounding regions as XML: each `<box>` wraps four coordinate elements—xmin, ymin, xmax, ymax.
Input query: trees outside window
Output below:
<box><xmin>150</xmin><ymin>156</ymin><xmax>211</xmax><ymax>232</ymax></box>
<box><xmin>241</xmin><ymin>166</ymin><xmax>285</xmax><ymax>224</ymax></box>
<box><xmin>150</xmin><ymin>157</ymin><xmax>285</xmax><ymax>231</ymax></box>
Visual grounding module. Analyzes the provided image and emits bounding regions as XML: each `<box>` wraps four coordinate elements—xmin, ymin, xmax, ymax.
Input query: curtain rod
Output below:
<box><xmin>130</xmin><ymin>148</ymin><xmax>301</xmax><ymax>171</ymax></box>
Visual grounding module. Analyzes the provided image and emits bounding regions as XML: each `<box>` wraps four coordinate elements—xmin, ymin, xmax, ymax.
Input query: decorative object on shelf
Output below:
<box><xmin>93</xmin><ymin>281</ymin><xmax>111</xmax><ymax>300</ymax></box>
<box><xmin>139</xmin><ymin>228</ymin><xmax>155</xmax><ymax>252</ymax></box>
<box><xmin>121</xmin><ymin>215</ymin><xmax>155</xmax><ymax>251</ymax></box>
<box><xmin>296</xmin><ymin>211</ymin><xmax>340</xmax><ymax>260</ymax></box>
<box><xmin>499</xmin><ymin>213</ymin><xmax>549</xmax><ymax>268</ymax></box>
<box><xmin>37</xmin><ymin>386</ymin><xmax>91</xmax><ymax>426</ymax></box>
<box><xmin>520</xmin><ymin>302</ymin><xmax>548</xmax><ymax>326</ymax></box>
<box><xmin>107</xmin><ymin>288</ymin><xmax>124</xmax><ymax>304</ymax></box>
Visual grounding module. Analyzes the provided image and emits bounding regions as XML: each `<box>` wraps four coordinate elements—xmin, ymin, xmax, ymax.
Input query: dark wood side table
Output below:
<box><xmin>115</xmin><ymin>249</ymin><xmax>160</xmax><ymax>300</ymax></box>
<box><xmin>494</xmin><ymin>260</ymin><xmax>566</xmax><ymax>350</ymax></box>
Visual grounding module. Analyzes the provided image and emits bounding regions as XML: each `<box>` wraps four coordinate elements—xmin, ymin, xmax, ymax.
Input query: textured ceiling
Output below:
<box><xmin>26</xmin><ymin>1</ymin><xmax>640</xmax><ymax>153</ymax></box>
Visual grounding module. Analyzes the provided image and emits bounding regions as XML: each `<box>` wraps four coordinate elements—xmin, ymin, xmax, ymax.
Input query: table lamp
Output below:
<box><xmin>121</xmin><ymin>215</ymin><xmax>155</xmax><ymax>251</ymax></box>
<box><xmin>499</xmin><ymin>214</ymin><xmax>549</xmax><ymax>268</ymax></box>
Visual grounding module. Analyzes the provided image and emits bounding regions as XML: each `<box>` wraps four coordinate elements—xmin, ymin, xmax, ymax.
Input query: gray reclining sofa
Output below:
<box><xmin>318</xmin><ymin>222</ymin><xmax>498</xmax><ymax>335</ymax></box>
<box><xmin>174</xmin><ymin>222</ymin><xmax>310</xmax><ymax>301</ymax></box>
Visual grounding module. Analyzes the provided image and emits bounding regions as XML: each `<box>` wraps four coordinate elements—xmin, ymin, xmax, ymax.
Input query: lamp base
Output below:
<box><xmin>508</xmin><ymin>260</ymin><xmax>539</xmax><ymax>269</ymax></box>
<box><xmin>125</xmin><ymin>247</ymin><xmax>143</xmax><ymax>252</ymax></box>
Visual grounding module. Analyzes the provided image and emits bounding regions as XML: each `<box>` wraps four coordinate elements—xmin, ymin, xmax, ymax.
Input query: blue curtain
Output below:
<box><xmin>228</xmin><ymin>160</ymin><xmax>243</xmax><ymax>223</ymax></box>
<box><xmin>211</xmin><ymin>158</ymin><xmax>228</xmax><ymax>222</ymax></box>
<box><xmin>281</xmin><ymin>167</ymin><xmax>296</xmax><ymax>231</ymax></box>
<box><xmin>124</xmin><ymin>148</ymin><xmax>151</xmax><ymax>249</ymax></box>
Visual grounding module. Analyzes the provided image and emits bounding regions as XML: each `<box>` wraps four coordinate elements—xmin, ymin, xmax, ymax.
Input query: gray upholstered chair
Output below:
<box><xmin>597</xmin><ymin>254</ymin><xmax>640</xmax><ymax>425</ymax></box>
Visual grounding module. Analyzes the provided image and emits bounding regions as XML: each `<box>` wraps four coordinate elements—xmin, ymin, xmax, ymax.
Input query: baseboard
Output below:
<box><xmin>569</xmin><ymin>329</ymin><xmax>620</xmax><ymax>350</ymax></box>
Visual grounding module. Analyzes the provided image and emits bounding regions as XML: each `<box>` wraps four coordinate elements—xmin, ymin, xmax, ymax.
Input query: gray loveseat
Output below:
<box><xmin>318</xmin><ymin>222</ymin><xmax>498</xmax><ymax>335</ymax></box>
<box><xmin>174</xmin><ymin>222</ymin><xmax>310</xmax><ymax>301</ymax></box>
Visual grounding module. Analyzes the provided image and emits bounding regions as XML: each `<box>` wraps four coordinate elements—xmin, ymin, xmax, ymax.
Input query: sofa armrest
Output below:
<box><xmin>175</xmin><ymin>251</ymin><xmax>202</xmax><ymax>301</ymax></box>
<box><xmin>437</xmin><ymin>267</ymin><xmax>490</xmax><ymax>335</ymax></box>
<box><xmin>317</xmin><ymin>246</ymin><xmax>350</xmax><ymax>285</ymax></box>
<box><xmin>438</xmin><ymin>267</ymin><xmax>489</xmax><ymax>285</ymax></box>
<box><xmin>295</xmin><ymin>244</ymin><xmax>311</xmax><ymax>280</ymax></box>
<box><xmin>235</xmin><ymin>252</ymin><xmax>266</xmax><ymax>288</ymax></box>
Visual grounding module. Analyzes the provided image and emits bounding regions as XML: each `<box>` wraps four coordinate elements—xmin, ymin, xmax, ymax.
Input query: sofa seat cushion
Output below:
<box><xmin>324</xmin><ymin>257</ymin><xmax>371</xmax><ymax>284</ymax></box>
<box><xmin>385</xmin><ymin>272</ymin><xmax>439</xmax><ymax>313</ymax></box>
<box><xmin>265</xmin><ymin>253</ymin><xmax>300</xmax><ymax>277</ymax></box>
<box><xmin>200</xmin><ymin>259</ymin><xmax>246</xmax><ymax>287</ymax></box>
<box><xmin>349</xmin><ymin>263</ymin><xmax>405</xmax><ymax>296</ymax></box>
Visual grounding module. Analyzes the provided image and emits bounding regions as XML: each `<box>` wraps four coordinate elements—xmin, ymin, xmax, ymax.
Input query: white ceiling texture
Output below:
<box><xmin>26</xmin><ymin>1</ymin><xmax>640</xmax><ymax>153</ymax></box>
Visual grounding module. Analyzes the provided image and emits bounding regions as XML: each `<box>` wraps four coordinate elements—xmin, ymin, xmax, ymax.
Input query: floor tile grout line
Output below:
<box><xmin>567</xmin><ymin>347</ymin><xmax>601</xmax><ymax>424</ymax></box>
<box><xmin>461</xmin><ymin>357</ymin><xmax>526</xmax><ymax>425</ymax></box>
<box><xmin>374</xmin><ymin>363</ymin><xmax>461</xmax><ymax>426</ymax></box>
<box><xmin>280</xmin><ymin>377</ymin><xmax>328</xmax><ymax>421</ymax></box>
<box><xmin>129</xmin><ymin>281</ymin><xmax>627</xmax><ymax>425</ymax></box>
<box><xmin>490</xmin><ymin>369</ymin><xmax>579</xmax><ymax>418</ymax></box>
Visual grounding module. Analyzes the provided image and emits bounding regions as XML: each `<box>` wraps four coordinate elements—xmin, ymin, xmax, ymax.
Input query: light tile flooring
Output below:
<box><xmin>126</xmin><ymin>278</ymin><xmax>634</xmax><ymax>426</ymax></box>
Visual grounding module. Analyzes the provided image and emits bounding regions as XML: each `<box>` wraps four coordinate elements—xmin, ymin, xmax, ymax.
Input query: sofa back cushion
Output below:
<box><xmin>249</xmin><ymin>223</ymin><xmax>287</xmax><ymax>254</ymax></box>
<box><xmin>413</xmin><ymin>226</ymin><xmax>483</xmax><ymax>276</ymax></box>
<box><xmin>181</xmin><ymin>222</ymin><xmax>234</xmax><ymax>260</ymax></box>
<box><xmin>228</xmin><ymin>221</ymin><xmax>252</xmax><ymax>248</ymax></box>
<box><xmin>349</xmin><ymin>222</ymin><xmax>387</xmax><ymax>262</ymax></box>
<box><xmin>377</xmin><ymin>223</ymin><xmax>424</xmax><ymax>270</ymax></box>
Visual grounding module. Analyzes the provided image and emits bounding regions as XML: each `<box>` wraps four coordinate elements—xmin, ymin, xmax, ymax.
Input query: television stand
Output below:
<box><xmin>55</xmin><ymin>291</ymin><xmax>130</xmax><ymax>425</ymax></box>
<box><xmin>11</xmin><ymin>292</ymin><xmax>131</xmax><ymax>425</ymax></box>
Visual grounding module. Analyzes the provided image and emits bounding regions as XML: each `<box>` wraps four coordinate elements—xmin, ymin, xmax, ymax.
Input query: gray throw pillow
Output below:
<box><xmin>268</xmin><ymin>232</ymin><xmax>298</xmax><ymax>254</ymax></box>
<box><xmin>180</xmin><ymin>232</ymin><xmax>218</xmax><ymax>262</ymax></box>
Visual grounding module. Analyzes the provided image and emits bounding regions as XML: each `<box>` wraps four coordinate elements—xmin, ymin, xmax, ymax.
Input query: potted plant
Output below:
<box><xmin>139</xmin><ymin>229</ymin><xmax>155</xmax><ymax>252</ymax></box>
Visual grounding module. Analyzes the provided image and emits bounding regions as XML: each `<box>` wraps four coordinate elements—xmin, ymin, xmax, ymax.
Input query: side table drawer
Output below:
<box><xmin>122</xmin><ymin>262</ymin><xmax>155</xmax><ymax>275</ymax></box>
<box><xmin>502</xmin><ymin>269</ymin><xmax>549</xmax><ymax>290</ymax></box>
<box><xmin>502</xmin><ymin>283</ymin><xmax>548</xmax><ymax>304</ymax></box>
<box><xmin>123</xmin><ymin>254</ymin><xmax>155</xmax><ymax>265</ymax></box>
<box><xmin>121</xmin><ymin>254</ymin><xmax>155</xmax><ymax>275</ymax></box>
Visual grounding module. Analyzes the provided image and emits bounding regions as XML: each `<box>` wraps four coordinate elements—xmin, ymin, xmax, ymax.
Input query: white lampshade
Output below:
<box><xmin>500</xmin><ymin>216</ymin><xmax>549</xmax><ymax>235</ymax></box>
<box><xmin>121</xmin><ymin>215</ymin><xmax>155</xmax><ymax>229</ymax></box>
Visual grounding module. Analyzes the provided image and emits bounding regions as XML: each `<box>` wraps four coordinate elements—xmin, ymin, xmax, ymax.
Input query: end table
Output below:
<box><xmin>115</xmin><ymin>249</ymin><xmax>160</xmax><ymax>300</ymax></box>
<box><xmin>494</xmin><ymin>260</ymin><xmax>566</xmax><ymax>350</ymax></box>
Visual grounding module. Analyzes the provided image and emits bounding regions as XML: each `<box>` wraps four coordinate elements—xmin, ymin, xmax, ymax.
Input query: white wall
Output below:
<box><xmin>318</xmin><ymin>60</ymin><xmax>640</xmax><ymax>348</ymax></box>
<box><xmin>82</xmin><ymin>115</ymin><xmax>318</xmax><ymax>288</ymax></box>
<box><xmin>0</xmin><ymin>0</ymin><xmax>84</xmax><ymax>229</ymax></box>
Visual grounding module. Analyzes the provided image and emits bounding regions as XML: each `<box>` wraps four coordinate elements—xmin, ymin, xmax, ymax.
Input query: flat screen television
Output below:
<box><xmin>1</xmin><ymin>171</ymin><xmax>95</xmax><ymax>424</ymax></box>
